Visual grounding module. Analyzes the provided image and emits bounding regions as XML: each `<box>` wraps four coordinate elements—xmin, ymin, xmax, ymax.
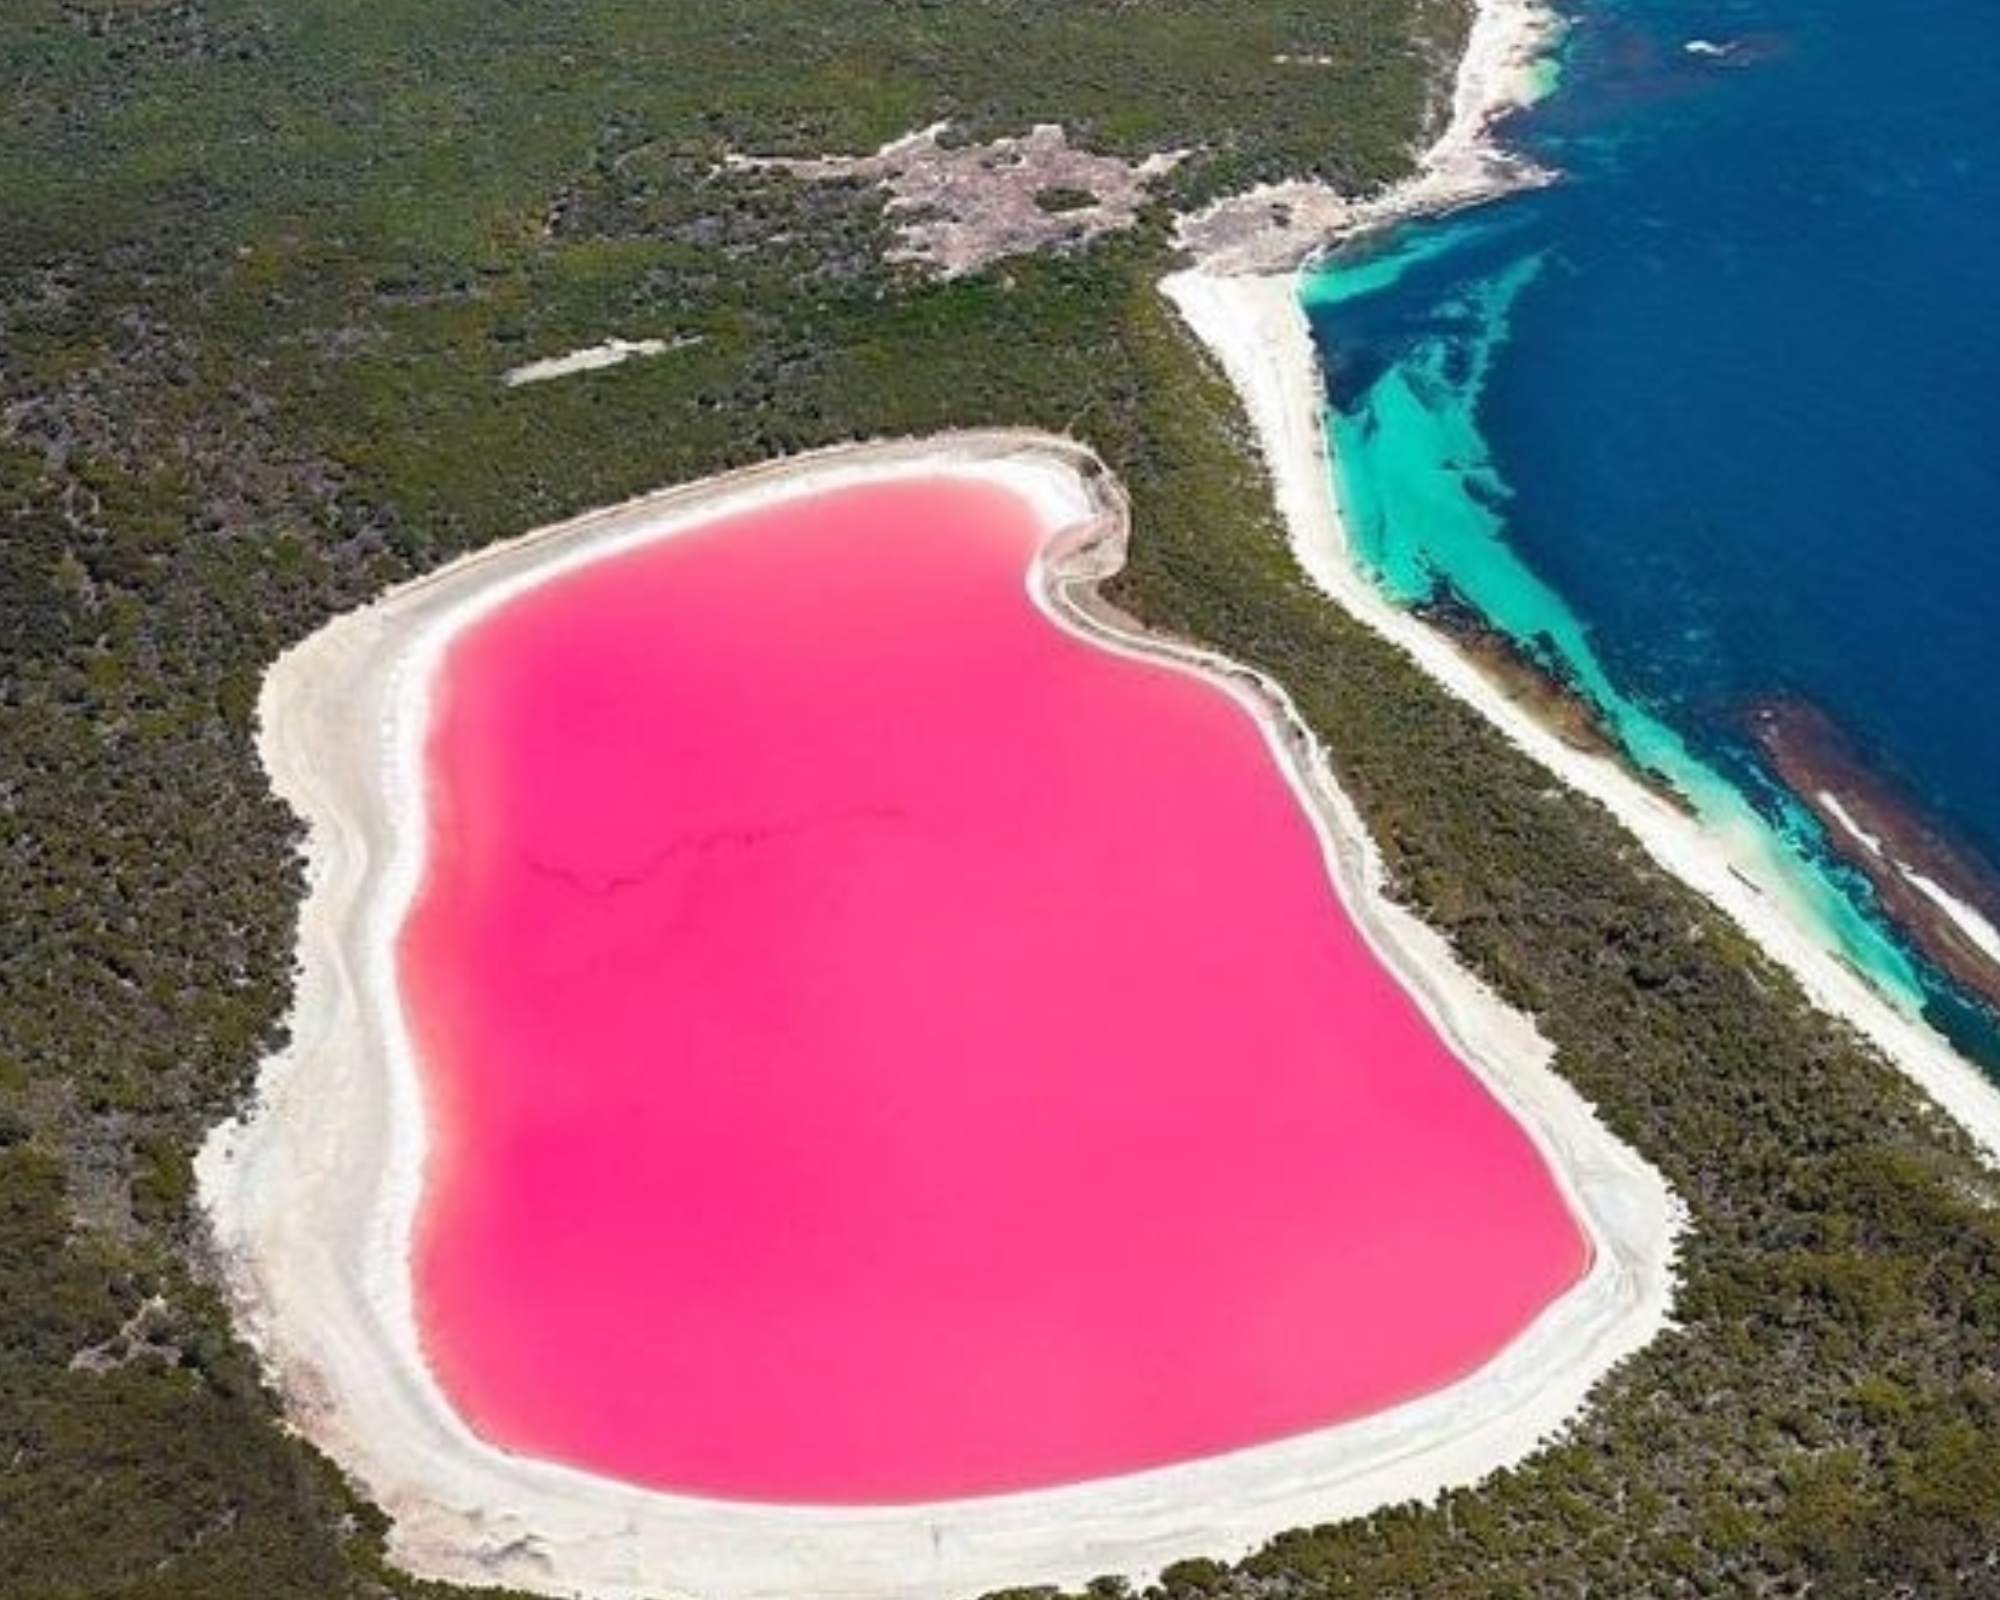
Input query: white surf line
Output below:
<box><xmin>199</xmin><ymin>429</ymin><xmax>1678</xmax><ymax>1600</ymax></box>
<box><xmin>1901</xmin><ymin>871</ymin><xmax>2000</xmax><ymax>968</ymax></box>
<box><xmin>502</xmin><ymin>336</ymin><xmax>700</xmax><ymax>388</ymax></box>
<box><xmin>1818</xmin><ymin>790</ymin><xmax>1888</xmax><ymax>857</ymax></box>
<box><xmin>1819</xmin><ymin>791</ymin><xmax>2000</xmax><ymax>969</ymax></box>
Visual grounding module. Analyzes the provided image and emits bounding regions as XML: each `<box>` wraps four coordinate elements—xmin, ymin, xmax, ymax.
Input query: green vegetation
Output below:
<box><xmin>1034</xmin><ymin>186</ymin><xmax>1103</xmax><ymax>214</ymax></box>
<box><xmin>5</xmin><ymin>1</ymin><xmax>2000</xmax><ymax>1597</ymax></box>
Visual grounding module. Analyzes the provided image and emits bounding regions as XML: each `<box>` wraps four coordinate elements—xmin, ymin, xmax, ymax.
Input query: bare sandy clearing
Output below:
<box><xmin>734</xmin><ymin>122</ymin><xmax>1185</xmax><ymax>278</ymax></box>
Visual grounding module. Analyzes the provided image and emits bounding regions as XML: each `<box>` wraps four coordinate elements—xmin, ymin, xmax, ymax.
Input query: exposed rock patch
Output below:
<box><xmin>1174</xmin><ymin>181</ymin><xmax>1364</xmax><ymax>275</ymax></box>
<box><xmin>732</xmin><ymin>122</ymin><xmax>1186</xmax><ymax>278</ymax></box>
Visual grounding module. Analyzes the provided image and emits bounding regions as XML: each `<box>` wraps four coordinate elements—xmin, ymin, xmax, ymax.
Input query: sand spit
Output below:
<box><xmin>199</xmin><ymin>429</ymin><xmax>1678</xmax><ymax>1600</ymax></box>
<box><xmin>1161</xmin><ymin>0</ymin><xmax>2000</xmax><ymax>1161</ymax></box>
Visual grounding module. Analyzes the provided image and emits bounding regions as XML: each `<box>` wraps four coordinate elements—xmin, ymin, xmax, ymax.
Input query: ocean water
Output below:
<box><xmin>1306</xmin><ymin>0</ymin><xmax>2000</xmax><ymax>1066</ymax></box>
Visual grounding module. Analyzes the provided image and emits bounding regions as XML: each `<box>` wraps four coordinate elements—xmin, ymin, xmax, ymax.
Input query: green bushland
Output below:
<box><xmin>5</xmin><ymin>2</ymin><xmax>2000</xmax><ymax>1597</ymax></box>
<box><xmin>1034</xmin><ymin>187</ymin><xmax>1103</xmax><ymax>215</ymax></box>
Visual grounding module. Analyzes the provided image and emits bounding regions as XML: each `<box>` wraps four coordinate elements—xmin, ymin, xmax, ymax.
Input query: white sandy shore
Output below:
<box><xmin>1160</xmin><ymin>0</ymin><xmax>2000</xmax><ymax>1162</ymax></box>
<box><xmin>199</xmin><ymin>429</ymin><xmax>1678</xmax><ymax>1600</ymax></box>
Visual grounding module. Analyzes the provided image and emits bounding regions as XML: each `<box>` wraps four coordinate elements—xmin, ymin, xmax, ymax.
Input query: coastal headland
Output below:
<box><xmin>1159</xmin><ymin>0</ymin><xmax>2000</xmax><ymax>1163</ymax></box>
<box><xmin>198</xmin><ymin>431</ymin><xmax>1677</xmax><ymax>1600</ymax></box>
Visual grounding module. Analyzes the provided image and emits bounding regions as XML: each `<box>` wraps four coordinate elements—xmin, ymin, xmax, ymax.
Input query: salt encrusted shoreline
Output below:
<box><xmin>1161</xmin><ymin>0</ymin><xmax>2000</xmax><ymax>1160</ymax></box>
<box><xmin>197</xmin><ymin>430</ymin><xmax>1679</xmax><ymax>1600</ymax></box>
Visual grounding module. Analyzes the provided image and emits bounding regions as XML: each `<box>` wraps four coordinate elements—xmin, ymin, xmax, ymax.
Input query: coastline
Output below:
<box><xmin>1160</xmin><ymin>0</ymin><xmax>2000</xmax><ymax>1158</ymax></box>
<box><xmin>196</xmin><ymin>429</ymin><xmax>1678</xmax><ymax>1600</ymax></box>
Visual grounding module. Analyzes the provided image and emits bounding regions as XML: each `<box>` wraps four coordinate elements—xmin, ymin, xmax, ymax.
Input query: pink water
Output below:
<box><xmin>400</xmin><ymin>476</ymin><xmax>1587</xmax><ymax>1503</ymax></box>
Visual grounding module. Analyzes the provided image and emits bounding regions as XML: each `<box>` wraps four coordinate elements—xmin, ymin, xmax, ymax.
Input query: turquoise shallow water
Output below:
<box><xmin>1304</xmin><ymin>0</ymin><xmax>2000</xmax><ymax>1066</ymax></box>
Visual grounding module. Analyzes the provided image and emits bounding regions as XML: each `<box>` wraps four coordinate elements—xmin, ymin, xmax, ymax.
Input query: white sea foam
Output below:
<box><xmin>1818</xmin><ymin>790</ymin><xmax>1888</xmax><ymax>857</ymax></box>
<box><xmin>1903</xmin><ymin>871</ymin><xmax>2000</xmax><ymax>967</ymax></box>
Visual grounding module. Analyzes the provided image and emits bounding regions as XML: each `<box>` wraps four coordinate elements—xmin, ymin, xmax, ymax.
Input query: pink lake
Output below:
<box><xmin>400</xmin><ymin>475</ymin><xmax>1587</xmax><ymax>1503</ymax></box>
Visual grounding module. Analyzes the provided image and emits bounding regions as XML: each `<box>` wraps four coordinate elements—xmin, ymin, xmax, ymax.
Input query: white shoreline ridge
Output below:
<box><xmin>1161</xmin><ymin>0</ymin><xmax>2000</xmax><ymax>1161</ymax></box>
<box><xmin>198</xmin><ymin>429</ymin><xmax>1679</xmax><ymax>1600</ymax></box>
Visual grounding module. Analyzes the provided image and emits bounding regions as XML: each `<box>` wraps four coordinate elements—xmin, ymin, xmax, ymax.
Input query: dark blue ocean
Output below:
<box><xmin>1305</xmin><ymin>0</ymin><xmax>2000</xmax><ymax>1064</ymax></box>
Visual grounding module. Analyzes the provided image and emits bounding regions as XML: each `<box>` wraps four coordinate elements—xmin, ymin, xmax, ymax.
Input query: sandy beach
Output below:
<box><xmin>1160</xmin><ymin>0</ymin><xmax>2000</xmax><ymax>1162</ymax></box>
<box><xmin>198</xmin><ymin>429</ymin><xmax>1678</xmax><ymax>1600</ymax></box>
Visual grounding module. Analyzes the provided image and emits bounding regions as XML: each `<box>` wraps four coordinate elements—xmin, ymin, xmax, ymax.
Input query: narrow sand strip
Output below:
<box><xmin>1160</xmin><ymin>0</ymin><xmax>2000</xmax><ymax>1161</ymax></box>
<box><xmin>199</xmin><ymin>430</ymin><xmax>1678</xmax><ymax>1600</ymax></box>
<box><xmin>502</xmin><ymin>336</ymin><xmax>698</xmax><ymax>387</ymax></box>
